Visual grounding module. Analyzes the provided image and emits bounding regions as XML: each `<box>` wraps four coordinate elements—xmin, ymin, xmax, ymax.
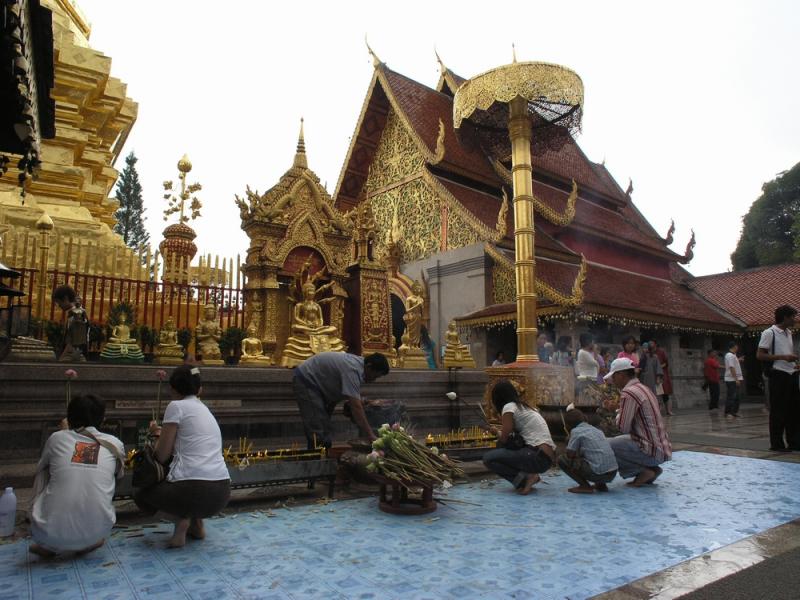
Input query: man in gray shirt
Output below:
<box><xmin>293</xmin><ymin>352</ymin><xmax>390</xmax><ymax>448</ymax></box>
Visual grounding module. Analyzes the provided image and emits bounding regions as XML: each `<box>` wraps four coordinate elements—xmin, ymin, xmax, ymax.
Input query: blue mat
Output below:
<box><xmin>2</xmin><ymin>451</ymin><xmax>800</xmax><ymax>600</ymax></box>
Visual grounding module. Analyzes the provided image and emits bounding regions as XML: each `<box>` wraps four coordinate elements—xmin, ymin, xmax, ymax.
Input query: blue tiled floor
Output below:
<box><xmin>3</xmin><ymin>451</ymin><xmax>800</xmax><ymax>599</ymax></box>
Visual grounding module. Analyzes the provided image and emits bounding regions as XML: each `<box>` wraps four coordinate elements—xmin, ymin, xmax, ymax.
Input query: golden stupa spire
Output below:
<box><xmin>435</xmin><ymin>48</ymin><xmax>447</xmax><ymax>75</ymax></box>
<box><xmin>365</xmin><ymin>35</ymin><xmax>382</xmax><ymax>67</ymax></box>
<box><xmin>293</xmin><ymin>118</ymin><xmax>307</xmax><ymax>168</ymax></box>
<box><xmin>512</xmin><ymin>43</ymin><xmax>517</xmax><ymax>63</ymax></box>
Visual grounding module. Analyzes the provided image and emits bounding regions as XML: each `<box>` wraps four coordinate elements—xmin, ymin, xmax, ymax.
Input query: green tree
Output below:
<box><xmin>113</xmin><ymin>152</ymin><xmax>149</xmax><ymax>248</ymax></box>
<box><xmin>731</xmin><ymin>162</ymin><xmax>800</xmax><ymax>270</ymax></box>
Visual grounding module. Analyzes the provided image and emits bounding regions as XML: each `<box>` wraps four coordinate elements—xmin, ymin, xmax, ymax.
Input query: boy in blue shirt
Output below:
<box><xmin>559</xmin><ymin>408</ymin><xmax>618</xmax><ymax>494</ymax></box>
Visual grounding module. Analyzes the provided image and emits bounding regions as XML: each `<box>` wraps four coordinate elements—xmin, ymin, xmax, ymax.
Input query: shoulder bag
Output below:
<box><xmin>131</xmin><ymin>443</ymin><xmax>168</xmax><ymax>488</ymax></box>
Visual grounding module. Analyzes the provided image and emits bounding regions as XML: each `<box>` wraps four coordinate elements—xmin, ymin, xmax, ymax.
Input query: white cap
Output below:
<box><xmin>603</xmin><ymin>357</ymin><xmax>635</xmax><ymax>381</ymax></box>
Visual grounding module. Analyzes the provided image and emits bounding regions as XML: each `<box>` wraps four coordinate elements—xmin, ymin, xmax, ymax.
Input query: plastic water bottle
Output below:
<box><xmin>0</xmin><ymin>487</ymin><xmax>17</xmax><ymax>537</ymax></box>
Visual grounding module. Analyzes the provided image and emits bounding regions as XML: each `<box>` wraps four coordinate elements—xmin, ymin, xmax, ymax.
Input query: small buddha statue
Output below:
<box><xmin>396</xmin><ymin>330</ymin><xmax>428</xmax><ymax>369</ymax></box>
<box><xmin>443</xmin><ymin>320</ymin><xmax>475</xmax><ymax>368</ymax></box>
<box><xmin>402</xmin><ymin>280</ymin><xmax>425</xmax><ymax>348</ymax></box>
<box><xmin>154</xmin><ymin>315</ymin><xmax>184</xmax><ymax>365</ymax></box>
<box><xmin>52</xmin><ymin>285</ymin><xmax>87</xmax><ymax>362</ymax></box>
<box><xmin>281</xmin><ymin>281</ymin><xmax>345</xmax><ymax>368</ymax></box>
<box><xmin>240</xmin><ymin>323</ymin><xmax>272</xmax><ymax>366</ymax></box>
<box><xmin>100</xmin><ymin>312</ymin><xmax>145</xmax><ymax>363</ymax></box>
<box><xmin>195</xmin><ymin>303</ymin><xmax>223</xmax><ymax>364</ymax></box>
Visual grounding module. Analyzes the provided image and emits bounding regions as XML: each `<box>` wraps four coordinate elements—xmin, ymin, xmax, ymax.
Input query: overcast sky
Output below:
<box><xmin>79</xmin><ymin>0</ymin><xmax>799</xmax><ymax>276</ymax></box>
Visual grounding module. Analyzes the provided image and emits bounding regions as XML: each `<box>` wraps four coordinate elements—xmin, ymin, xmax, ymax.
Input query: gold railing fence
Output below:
<box><xmin>0</xmin><ymin>228</ymin><xmax>246</xmax><ymax>337</ymax></box>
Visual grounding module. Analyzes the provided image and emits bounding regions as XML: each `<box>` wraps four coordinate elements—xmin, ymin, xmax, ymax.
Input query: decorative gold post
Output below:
<box><xmin>508</xmin><ymin>96</ymin><xmax>538</xmax><ymax>361</ymax></box>
<box><xmin>35</xmin><ymin>212</ymin><xmax>54</xmax><ymax>319</ymax></box>
<box><xmin>453</xmin><ymin>59</ymin><xmax>584</xmax><ymax>408</ymax></box>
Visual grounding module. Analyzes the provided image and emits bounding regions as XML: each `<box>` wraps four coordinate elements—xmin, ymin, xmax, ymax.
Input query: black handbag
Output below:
<box><xmin>501</xmin><ymin>431</ymin><xmax>527</xmax><ymax>450</ymax></box>
<box><xmin>131</xmin><ymin>444</ymin><xmax>168</xmax><ymax>488</ymax></box>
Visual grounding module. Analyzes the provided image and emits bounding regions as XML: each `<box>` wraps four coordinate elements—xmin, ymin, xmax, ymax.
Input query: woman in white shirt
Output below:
<box><xmin>135</xmin><ymin>366</ymin><xmax>230</xmax><ymax>548</ymax></box>
<box><xmin>482</xmin><ymin>380</ymin><xmax>556</xmax><ymax>495</ymax></box>
<box><xmin>575</xmin><ymin>333</ymin><xmax>599</xmax><ymax>379</ymax></box>
<box><xmin>30</xmin><ymin>394</ymin><xmax>124</xmax><ymax>558</ymax></box>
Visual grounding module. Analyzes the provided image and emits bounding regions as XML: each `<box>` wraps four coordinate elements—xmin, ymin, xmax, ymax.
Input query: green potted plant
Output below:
<box><xmin>177</xmin><ymin>327</ymin><xmax>193</xmax><ymax>357</ymax></box>
<box><xmin>219</xmin><ymin>327</ymin><xmax>246</xmax><ymax>365</ymax></box>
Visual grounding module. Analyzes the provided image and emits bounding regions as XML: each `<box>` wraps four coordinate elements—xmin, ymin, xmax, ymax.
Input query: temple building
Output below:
<box><xmin>332</xmin><ymin>54</ymin><xmax>745</xmax><ymax>405</ymax></box>
<box><xmin>0</xmin><ymin>0</ymin><xmax>139</xmax><ymax>274</ymax></box>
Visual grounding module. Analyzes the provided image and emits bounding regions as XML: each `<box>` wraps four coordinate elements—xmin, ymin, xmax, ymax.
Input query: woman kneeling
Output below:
<box><xmin>135</xmin><ymin>366</ymin><xmax>230</xmax><ymax>547</ymax></box>
<box><xmin>30</xmin><ymin>394</ymin><xmax>124</xmax><ymax>557</ymax></box>
<box><xmin>482</xmin><ymin>380</ymin><xmax>556</xmax><ymax>494</ymax></box>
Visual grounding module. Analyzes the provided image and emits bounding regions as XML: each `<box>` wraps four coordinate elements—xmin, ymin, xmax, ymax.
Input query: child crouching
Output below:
<box><xmin>559</xmin><ymin>409</ymin><xmax>618</xmax><ymax>493</ymax></box>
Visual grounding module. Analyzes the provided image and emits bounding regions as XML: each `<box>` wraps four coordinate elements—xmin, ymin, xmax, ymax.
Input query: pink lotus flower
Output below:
<box><xmin>391</xmin><ymin>423</ymin><xmax>400</xmax><ymax>431</ymax></box>
<box><xmin>64</xmin><ymin>369</ymin><xmax>78</xmax><ymax>379</ymax></box>
<box><xmin>156</xmin><ymin>369</ymin><xmax>167</xmax><ymax>381</ymax></box>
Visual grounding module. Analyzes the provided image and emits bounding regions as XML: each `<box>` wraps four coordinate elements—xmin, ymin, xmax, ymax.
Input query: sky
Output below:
<box><xmin>78</xmin><ymin>0</ymin><xmax>800</xmax><ymax>276</ymax></box>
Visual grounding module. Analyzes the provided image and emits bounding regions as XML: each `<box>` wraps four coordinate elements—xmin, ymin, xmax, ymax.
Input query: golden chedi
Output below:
<box><xmin>240</xmin><ymin>323</ymin><xmax>272</xmax><ymax>366</ymax></box>
<box><xmin>398</xmin><ymin>280</ymin><xmax>428</xmax><ymax>369</ymax></box>
<box><xmin>195</xmin><ymin>303</ymin><xmax>224</xmax><ymax>364</ymax></box>
<box><xmin>281</xmin><ymin>265</ymin><xmax>345</xmax><ymax>368</ymax></box>
<box><xmin>154</xmin><ymin>315</ymin><xmax>184</xmax><ymax>365</ymax></box>
<box><xmin>100</xmin><ymin>312</ymin><xmax>144</xmax><ymax>363</ymax></box>
<box><xmin>443</xmin><ymin>320</ymin><xmax>476</xmax><ymax>368</ymax></box>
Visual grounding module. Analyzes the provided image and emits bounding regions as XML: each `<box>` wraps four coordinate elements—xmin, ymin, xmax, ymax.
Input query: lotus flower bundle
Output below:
<box><xmin>366</xmin><ymin>423</ymin><xmax>465</xmax><ymax>485</ymax></box>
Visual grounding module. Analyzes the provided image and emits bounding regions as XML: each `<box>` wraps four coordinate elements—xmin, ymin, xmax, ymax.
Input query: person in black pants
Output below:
<box><xmin>757</xmin><ymin>305</ymin><xmax>799</xmax><ymax>451</ymax></box>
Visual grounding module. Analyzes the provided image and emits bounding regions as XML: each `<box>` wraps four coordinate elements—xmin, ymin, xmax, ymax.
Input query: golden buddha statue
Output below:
<box><xmin>280</xmin><ymin>277</ymin><xmax>345</xmax><ymax>368</ymax></box>
<box><xmin>403</xmin><ymin>280</ymin><xmax>425</xmax><ymax>348</ymax></box>
<box><xmin>154</xmin><ymin>315</ymin><xmax>184</xmax><ymax>365</ymax></box>
<box><xmin>240</xmin><ymin>323</ymin><xmax>272</xmax><ymax>366</ymax></box>
<box><xmin>100</xmin><ymin>312</ymin><xmax>144</xmax><ymax>363</ymax></box>
<box><xmin>196</xmin><ymin>303</ymin><xmax>224</xmax><ymax>364</ymax></box>
<box><xmin>443</xmin><ymin>320</ymin><xmax>476</xmax><ymax>368</ymax></box>
<box><xmin>397</xmin><ymin>281</ymin><xmax>428</xmax><ymax>368</ymax></box>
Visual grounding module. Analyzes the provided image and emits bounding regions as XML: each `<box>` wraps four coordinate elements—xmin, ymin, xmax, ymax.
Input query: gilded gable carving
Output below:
<box><xmin>371</xmin><ymin>179</ymin><xmax>440</xmax><ymax>263</ymax></box>
<box><xmin>365</xmin><ymin>110</ymin><xmax>424</xmax><ymax>192</ymax></box>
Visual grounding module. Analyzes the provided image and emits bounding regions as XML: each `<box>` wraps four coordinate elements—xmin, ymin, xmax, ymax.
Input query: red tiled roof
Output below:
<box><xmin>532</xmin><ymin>181</ymin><xmax>676</xmax><ymax>256</ymax></box>
<box><xmin>433</xmin><ymin>175</ymin><xmax>580</xmax><ymax>258</ymax></box>
<box><xmin>457</xmin><ymin>258</ymin><xmax>741</xmax><ymax>330</ymax></box>
<box><xmin>533</xmin><ymin>138</ymin><xmax>623</xmax><ymax>201</ymax></box>
<box><xmin>584</xmin><ymin>262</ymin><xmax>739</xmax><ymax>328</ymax></box>
<box><xmin>381</xmin><ymin>68</ymin><xmax>498</xmax><ymax>182</ymax></box>
<box><xmin>690</xmin><ymin>264</ymin><xmax>800</xmax><ymax>328</ymax></box>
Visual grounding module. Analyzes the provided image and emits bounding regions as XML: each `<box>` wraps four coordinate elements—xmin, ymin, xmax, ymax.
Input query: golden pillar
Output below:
<box><xmin>508</xmin><ymin>96</ymin><xmax>538</xmax><ymax>360</ymax></box>
<box><xmin>453</xmin><ymin>59</ymin><xmax>584</xmax><ymax>408</ymax></box>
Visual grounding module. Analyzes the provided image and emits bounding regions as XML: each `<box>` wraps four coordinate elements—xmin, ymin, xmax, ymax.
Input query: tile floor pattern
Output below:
<box><xmin>2</xmin><ymin>450</ymin><xmax>800</xmax><ymax>600</ymax></box>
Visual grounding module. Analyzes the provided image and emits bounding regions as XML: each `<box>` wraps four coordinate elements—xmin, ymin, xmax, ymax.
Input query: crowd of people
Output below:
<box><xmin>483</xmin><ymin>357</ymin><xmax>671</xmax><ymax>494</ymax></box>
<box><xmin>530</xmin><ymin>332</ymin><xmax>674</xmax><ymax>415</ymax></box>
<box><xmin>26</xmin><ymin>297</ymin><xmax>796</xmax><ymax>558</ymax></box>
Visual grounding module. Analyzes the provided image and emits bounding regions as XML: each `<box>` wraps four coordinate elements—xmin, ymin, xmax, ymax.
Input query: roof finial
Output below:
<box><xmin>365</xmin><ymin>35</ymin><xmax>382</xmax><ymax>67</ymax></box>
<box><xmin>512</xmin><ymin>43</ymin><xmax>517</xmax><ymax>64</ymax></box>
<box><xmin>294</xmin><ymin>118</ymin><xmax>307</xmax><ymax>168</ymax></box>
<box><xmin>435</xmin><ymin>47</ymin><xmax>447</xmax><ymax>74</ymax></box>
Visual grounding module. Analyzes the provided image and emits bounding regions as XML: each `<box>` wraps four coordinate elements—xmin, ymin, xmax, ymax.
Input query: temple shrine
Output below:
<box><xmin>328</xmin><ymin>51</ymin><xmax>744</xmax><ymax>404</ymax></box>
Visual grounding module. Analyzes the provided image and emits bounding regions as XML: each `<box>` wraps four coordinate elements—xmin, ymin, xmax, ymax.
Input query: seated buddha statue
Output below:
<box><xmin>443</xmin><ymin>320</ymin><xmax>475</xmax><ymax>368</ymax></box>
<box><xmin>100</xmin><ymin>312</ymin><xmax>144</xmax><ymax>363</ymax></box>
<box><xmin>154</xmin><ymin>315</ymin><xmax>184</xmax><ymax>364</ymax></box>
<box><xmin>281</xmin><ymin>281</ymin><xmax>345</xmax><ymax>368</ymax></box>
<box><xmin>195</xmin><ymin>304</ymin><xmax>223</xmax><ymax>364</ymax></box>
<box><xmin>240</xmin><ymin>323</ymin><xmax>271</xmax><ymax>366</ymax></box>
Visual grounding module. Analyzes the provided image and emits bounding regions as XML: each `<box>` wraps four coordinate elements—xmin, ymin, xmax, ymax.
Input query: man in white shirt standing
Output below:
<box><xmin>757</xmin><ymin>305</ymin><xmax>799</xmax><ymax>452</ymax></box>
<box><xmin>723</xmin><ymin>341</ymin><xmax>744</xmax><ymax>420</ymax></box>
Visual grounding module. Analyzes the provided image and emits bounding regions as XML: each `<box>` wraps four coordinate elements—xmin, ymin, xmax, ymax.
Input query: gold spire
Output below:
<box><xmin>293</xmin><ymin>118</ymin><xmax>307</xmax><ymax>168</ymax></box>
<box><xmin>512</xmin><ymin>43</ymin><xmax>517</xmax><ymax>63</ymax></box>
<box><xmin>435</xmin><ymin>48</ymin><xmax>447</xmax><ymax>74</ymax></box>
<box><xmin>365</xmin><ymin>35</ymin><xmax>382</xmax><ymax>67</ymax></box>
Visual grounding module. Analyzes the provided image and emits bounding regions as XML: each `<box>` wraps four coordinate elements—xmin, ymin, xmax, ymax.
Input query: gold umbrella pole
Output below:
<box><xmin>508</xmin><ymin>96</ymin><xmax>538</xmax><ymax>362</ymax></box>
